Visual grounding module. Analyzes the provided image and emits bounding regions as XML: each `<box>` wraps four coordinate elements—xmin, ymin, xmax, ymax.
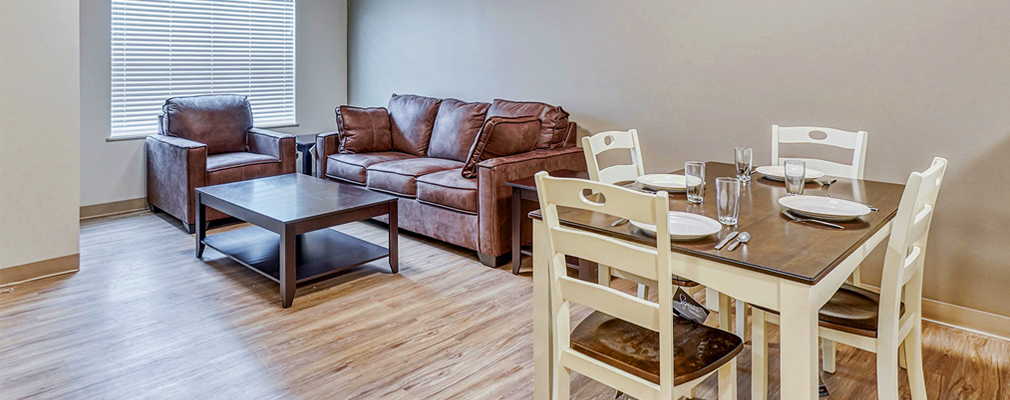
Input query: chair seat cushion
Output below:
<box><xmin>753</xmin><ymin>283</ymin><xmax>903</xmax><ymax>338</ymax></box>
<box><xmin>206</xmin><ymin>152</ymin><xmax>279</xmax><ymax>172</ymax></box>
<box><xmin>571</xmin><ymin>311</ymin><xmax>743</xmax><ymax>386</ymax></box>
<box><xmin>416</xmin><ymin>168</ymin><xmax>477</xmax><ymax>214</ymax></box>
<box><xmin>325</xmin><ymin>151</ymin><xmax>417</xmax><ymax>184</ymax></box>
<box><xmin>366</xmin><ymin>158</ymin><xmax>464</xmax><ymax>197</ymax></box>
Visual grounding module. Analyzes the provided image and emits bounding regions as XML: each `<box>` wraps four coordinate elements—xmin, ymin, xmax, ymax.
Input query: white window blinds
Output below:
<box><xmin>111</xmin><ymin>0</ymin><xmax>296</xmax><ymax>137</ymax></box>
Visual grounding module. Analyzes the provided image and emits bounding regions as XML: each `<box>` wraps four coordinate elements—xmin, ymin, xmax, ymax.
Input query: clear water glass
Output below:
<box><xmin>734</xmin><ymin>146</ymin><xmax>753</xmax><ymax>182</ymax></box>
<box><xmin>716</xmin><ymin>177</ymin><xmax>741</xmax><ymax>225</ymax></box>
<box><xmin>784</xmin><ymin>160</ymin><xmax>806</xmax><ymax>196</ymax></box>
<box><xmin>684</xmin><ymin>161</ymin><xmax>705</xmax><ymax>204</ymax></box>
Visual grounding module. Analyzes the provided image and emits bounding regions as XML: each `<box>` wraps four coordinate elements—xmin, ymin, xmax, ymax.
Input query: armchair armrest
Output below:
<box><xmin>146</xmin><ymin>134</ymin><xmax>208</xmax><ymax>225</ymax></box>
<box><xmin>476</xmin><ymin>147</ymin><xmax>587</xmax><ymax>256</ymax></box>
<box><xmin>248</xmin><ymin>128</ymin><xmax>296</xmax><ymax>172</ymax></box>
<box><xmin>314</xmin><ymin>131</ymin><xmax>340</xmax><ymax>179</ymax></box>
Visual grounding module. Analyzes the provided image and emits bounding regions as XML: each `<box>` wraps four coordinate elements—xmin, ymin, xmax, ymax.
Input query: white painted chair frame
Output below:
<box><xmin>771</xmin><ymin>125</ymin><xmax>869</xmax><ymax>180</ymax></box>
<box><xmin>582</xmin><ymin>129</ymin><xmax>646</xmax><ymax>185</ymax></box>
<box><xmin>750</xmin><ymin>157</ymin><xmax>947</xmax><ymax>400</ymax></box>
<box><xmin>534</xmin><ymin>172</ymin><xmax>737</xmax><ymax>400</ymax></box>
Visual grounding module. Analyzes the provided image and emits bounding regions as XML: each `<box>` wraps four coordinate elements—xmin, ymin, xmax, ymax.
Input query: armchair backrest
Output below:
<box><xmin>162</xmin><ymin>94</ymin><xmax>253</xmax><ymax>155</ymax></box>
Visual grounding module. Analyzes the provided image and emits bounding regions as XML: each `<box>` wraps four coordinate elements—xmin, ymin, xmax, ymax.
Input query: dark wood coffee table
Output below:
<box><xmin>195</xmin><ymin>174</ymin><xmax>398</xmax><ymax>308</ymax></box>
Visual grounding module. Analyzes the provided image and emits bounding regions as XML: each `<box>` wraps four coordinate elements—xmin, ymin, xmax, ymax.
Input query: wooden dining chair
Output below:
<box><xmin>771</xmin><ymin>125</ymin><xmax>869</xmax><ymax>179</ymax></box>
<box><xmin>582</xmin><ymin>130</ymin><xmax>702</xmax><ymax>301</ymax></box>
<box><xmin>750</xmin><ymin>157</ymin><xmax>947</xmax><ymax>400</ymax></box>
<box><xmin>534</xmin><ymin>172</ymin><xmax>743</xmax><ymax>400</ymax></box>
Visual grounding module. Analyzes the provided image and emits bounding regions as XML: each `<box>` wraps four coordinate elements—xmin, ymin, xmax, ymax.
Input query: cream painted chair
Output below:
<box><xmin>582</xmin><ymin>130</ymin><xmax>703</xmax><ymax>302</ymax></box>
<box><xmin>534</xmin><ymin>172</ymin><xmax>742</xmax><ymax>400</ymax></box>
<box><xmin>750</xmin><ymin>157</ymin><xmax>947</xmax><ymax>400</ymax></box>
<box><xmin>771</xmin><ymin>125</ymin><xmax>869</xmax><ymax>179</ymax></box>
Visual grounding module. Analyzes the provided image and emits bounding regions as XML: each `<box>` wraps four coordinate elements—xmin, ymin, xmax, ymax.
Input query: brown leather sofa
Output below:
<box><xmin>147</xmin><ymin>94</ymin><xmax>296</xmax><ymax>233</ymax></box>
<box><xmin>316</xmin><ymin>94</ymin><xmax>587</xmax><ymax>266</ymax></box>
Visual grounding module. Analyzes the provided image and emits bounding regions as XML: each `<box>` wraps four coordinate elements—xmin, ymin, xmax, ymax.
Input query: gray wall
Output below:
<box><xmin>80</xmin><ymin>0</ymin><xmax>348</xmax><ymax>207</ymax></box>
<box><xmin>348</xmin><ymin>0</ymin><xmax>1010</xmax><ymax>317</ymax></box>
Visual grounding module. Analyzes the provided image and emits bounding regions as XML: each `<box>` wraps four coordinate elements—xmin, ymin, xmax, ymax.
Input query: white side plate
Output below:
<box><xmin>755</xmin><ymin>166</ymin><xmax>824</xmax><ymax>182</ymax></box>
<box><xmin>635</xmin><ymin>174</ymin><xmax>701</xmax><ymax>193</ymax></box>
<box><xmin>630</xmin><ymin>211</ymin><xmax>722</xmax><ymax>241</ymax></box>
<box><xmin>778</xmin><ymin>195</ymin><xmax>871</xmax><ymax>221</ymax></box>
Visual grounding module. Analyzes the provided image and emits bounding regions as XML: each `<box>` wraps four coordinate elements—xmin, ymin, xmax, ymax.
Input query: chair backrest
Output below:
<box><xmin>582</xmin><ymin>129</ymin><xmax>646</xmax><ymax>184</ymax></box>
<box><xmin>771</xmin><ymin>125</ymin><xmax>868</xmax><ymax>179</ymax></box>
<box><xmin>877</xmin><ymin>157</ymin><xmax>947</xmax><ymax>342</ymax></box>
<box><xmin>162</xmin><ymin>94</ymin><xmax>253</xmax><ymax>155</ymax></box>
<box><xmin>535</xmin><ymin>172</ymin><xmax>678</xmax><ymax>398</ymax></box>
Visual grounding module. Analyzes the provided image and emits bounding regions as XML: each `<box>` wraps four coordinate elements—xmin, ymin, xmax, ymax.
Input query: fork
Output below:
<box><xmin>781</xmin><ymin>210</ymin><xmax>845</xmax><ymax>229</ymax></box>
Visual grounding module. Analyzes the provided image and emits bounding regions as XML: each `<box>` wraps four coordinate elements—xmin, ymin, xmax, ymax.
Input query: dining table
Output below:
<box><xmin>530</xmin><ymin>161</ymin><xmax>906</xmax><ymax>400</ymax></box>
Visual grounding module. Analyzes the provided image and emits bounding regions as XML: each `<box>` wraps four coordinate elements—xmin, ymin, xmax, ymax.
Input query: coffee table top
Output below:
<box><xmin>196</xmin><ymin>174</ymin><xmax>396</xmax><ymax>224</ymax></box>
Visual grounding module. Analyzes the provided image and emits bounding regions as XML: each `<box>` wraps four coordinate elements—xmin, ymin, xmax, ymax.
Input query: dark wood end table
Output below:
<box><xmin>295</xmin><ymin>134</ymin><xmax>317</xmax><ymax>175</ymax></box>
<box><xmin>195</xmin><ymin>174</ymin><xmax>398</xmax><ymax>308</ymax></box>
<box><xmin>505</xmin><ymin>169</ymin><xmax>591</xmax><ymax>276</ymax></box>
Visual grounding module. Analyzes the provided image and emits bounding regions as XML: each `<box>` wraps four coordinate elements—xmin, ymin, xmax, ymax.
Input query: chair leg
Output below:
<box><xmin>876</xmin><ymin>345</ymin><xmax>901</xmax><ymax>400</ymax></box>
<box><xmin>598</xmin><ymin>265</ymin><xmax>612</xmax><ymax>287</ymax></box>
<box><xmin>898</xmin><ymin>341</ymin><xmax>908</xmax><ymax>369</ymax></box>
<box><xmin>553</xmin><ymin>365</ymin><xmax>571</xmax><ymax>400</ymax></box>
<box><xmin>735</xmin><ymin>300</ymin><xmax>746</xmax><ymax>338</ymax></box>
<box><xmin>821</xmin><ymin>339</ymin><xmax>836</xmax><ymax>374</ymax></box>
<box><xmin>851</xmin><ymin>266</ymin><xmax>863</xmax><ymax>288</ymax></box>
<box><xmin>905</xmin><ymin>322</ymin><xmax>928</xmax><ymax>400</ymax></box>
<box><xmin>637</xmin><ymin>283</ymin><xmax>649</xmax><ymax>299</ymax></box>
<box><xmin>686</xmin><ymin>387</ymin><xmax>695</xmax><ymax>399</ymax></box>
<box><xmin>718</xmin><ymin>357</ymin><xmax>738</xmax><ymax>400</ymax></box>
<box><xmin>751</xmin><ymin>309</ymin><xmax>768</xmax><ymax>400</ymax></box>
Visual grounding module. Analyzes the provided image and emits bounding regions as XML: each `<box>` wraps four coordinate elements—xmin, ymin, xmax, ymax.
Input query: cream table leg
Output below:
<box><xmin>735</xmin><ymin>300</ymin><xmax>746</xmax><ymax>338</ymax></box>
<box><xmin>706</xmin><ymin>287</ymin><xmax>720</xmax><ymax>312</ymax></box>
<box><xmin>719</xmin><ymin>293</ymin><xmax>732</xmax><ymax>331</ymax></box>
<box><xmin>821</xmin><ymin>339</ymin><xmax>836</xmax><ymax>374</ymax></box>
<box><xmin>533</xmin><ymin>220</ymin><xmax>551</xmax><ymax>400</ymax></box>
<box><xmin>778</xmin><ymin>281</ymin><xmax>819</xmax><ymax>400</ymax></box>
<box><xmin>751</xmin><ymin>309</ymin><xmax>768</xmax><ymax>400</ymax></box>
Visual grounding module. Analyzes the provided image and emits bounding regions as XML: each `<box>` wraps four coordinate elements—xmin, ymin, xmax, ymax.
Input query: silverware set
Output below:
<box><xmin>715</xmin><ymin>231</ymin><xmax>749</xmax><ymax>251</ymax></box>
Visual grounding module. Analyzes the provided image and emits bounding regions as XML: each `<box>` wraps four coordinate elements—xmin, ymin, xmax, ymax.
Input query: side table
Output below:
<box><xmin>505</xmin><ymin>170</ymin><xmax>594</xmax><ymax>278</ymax></box>
<box><xmin>295</xmin><ymin>134</ymin><xmax>317</xmax><ymax>175</ymax></box>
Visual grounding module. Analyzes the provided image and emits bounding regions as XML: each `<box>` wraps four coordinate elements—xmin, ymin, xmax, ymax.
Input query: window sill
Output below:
<box><xmin>105</xmin><ymin>123</ymin><xmax>300</xmax><ymax>142</ymax></box>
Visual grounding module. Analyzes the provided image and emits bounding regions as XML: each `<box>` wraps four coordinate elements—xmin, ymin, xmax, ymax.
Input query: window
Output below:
<box><xmin>111</xmin><ymin>0</ymin><xmax>296</xmax><ymax>137</ymax></box>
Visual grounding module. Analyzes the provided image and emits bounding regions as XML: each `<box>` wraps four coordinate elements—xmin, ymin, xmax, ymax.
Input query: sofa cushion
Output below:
<box><xmin>428</xmin><ymin>99</ymin><xmax>490</xmax><ymax>162</ymax></box>
<box><xmin>336</xmin><ymin>106</ymin><xmax>393</xmax><ymax>153</ymax></box>
<box><xmin>206</xmin><ymin>152</ymin><xmax>279</xmax><ymax>172</ymax></box>
<box><xmin>416</xmin><ymin>168</ymin><xmax>478</xmax><ymax>214</ymax></box>
<box><xmin>461</xmin><ymin>116</ymin><xmax>541</xmax><ymax>178</ymax></box>
<box><xmin>388</xmin><ymin>94</ymin><xmax>442</xmax><ymax>157</ymax></box>
<box><xmin>366</xmin><ymin>158</ymin><xmax>464</xmax><ymax>197</ymax></box>
<box><xmin>163</xmin><ymin>94</ymin><xmax>252</xmax><ymax>155</ymax></box>
<box><xmin>325</xmin><ymin>151</ymin><xmax>417</xmax><ymax>184</ymax></box>
<box><xmin>486</xmin><ymin>98</ymin><xmax>570</xmax><ymax>149</ymax></box>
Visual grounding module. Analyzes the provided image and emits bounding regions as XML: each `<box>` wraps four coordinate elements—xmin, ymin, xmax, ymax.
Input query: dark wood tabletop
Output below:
<box><xmin>530</xmin><ymin>162</ymin><xmax>905</xmax><ymax>285</ymax></box>
<box><xmin>196</xmin><ymin>173</ymin><xmax>397</xmax><ymax>224</ymax></box>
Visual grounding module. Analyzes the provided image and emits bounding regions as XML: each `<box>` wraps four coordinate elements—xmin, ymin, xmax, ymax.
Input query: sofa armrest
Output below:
<box><xmin>476</xmin><ymin>147</ymin><xmax>587</xmax><ymax>257</ymax></box>
<box><xmin>314</xmin><ymin>131</ymin><xmax>340</xmax><ymax>178</ymax></box>
<box><xmin>248</xmin><ymin>128</ymin><xmax>296</xmax><ymax>173</ymax></box>
<box><xmin>146</xmin><ymin>134</ymin><xmax>208</xmax><ymax>225</ymax></box>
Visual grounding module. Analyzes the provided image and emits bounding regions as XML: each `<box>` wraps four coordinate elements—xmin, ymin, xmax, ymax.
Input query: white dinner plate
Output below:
<box><xmin>629</xmin><ymin>211</ymin><xmax>722</xmax><ymax>241</ymax></box>
<box><xmin>778</xmin><ymin>195</ymin><xmax>871</xmax><ymax>222</ymax></box>
<box><xmin>755</xmin><ymin>165</ymin><xmax>825</xmax><ymax>182</ymax></box>
<box><xmin>635</xmin><ymin>174</ymin><xmax>702</xmax><ymax>193</ymax></box>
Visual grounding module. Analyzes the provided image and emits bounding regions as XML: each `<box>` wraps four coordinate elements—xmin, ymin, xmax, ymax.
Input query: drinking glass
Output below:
<box><xmin>684</xmin><ymin>161</ymin><xmax>705</xmax><ymax>204</ymax></box>
<box><xmin>734</xmin><ymin>146</ymin><xmax>753</xmax><ymax>182</ymax></box>
<box><xmin>784</xmin><ymin>160</ymin><xmax>806</xmax><ymax>195</ymax></box>
<box><xmin>716</xmin><ymin>177</ymin><xmax>741</xmax><ymax>225</ymax></box>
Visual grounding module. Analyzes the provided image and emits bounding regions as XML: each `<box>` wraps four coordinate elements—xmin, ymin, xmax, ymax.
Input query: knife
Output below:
<box><xmin>714</xmin><ymin>231</ymin><xmax>739</xmax><ymax>250</ymax></box>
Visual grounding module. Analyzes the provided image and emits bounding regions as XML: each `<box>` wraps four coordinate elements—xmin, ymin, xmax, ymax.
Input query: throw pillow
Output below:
<box><xmin>335</xmin><ymin>105</ymin><xmax>392</xmax><ymax>154</ymax></box>
<box><xmin>461</xmin><ymin>115</ymin><xmax>541</xmax><ymax>178</ymax></box>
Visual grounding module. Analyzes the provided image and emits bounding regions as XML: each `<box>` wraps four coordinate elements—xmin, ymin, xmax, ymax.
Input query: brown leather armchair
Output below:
<box><xmin>146</xmin><ymin>94</ymin><xmax>296</xmax><ymax>232</ymax></box>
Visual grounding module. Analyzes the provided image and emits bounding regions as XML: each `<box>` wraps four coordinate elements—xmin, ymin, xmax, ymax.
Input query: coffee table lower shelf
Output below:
<box><xmin>203</xmin><ymin>226</ymin><xmax>389</xmax><ymax>284</ymax></box>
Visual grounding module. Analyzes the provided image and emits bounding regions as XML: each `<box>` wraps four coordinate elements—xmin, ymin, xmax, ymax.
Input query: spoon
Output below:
<box><xmin>819</xmin><ymin>178</ymin><xmax>838</xmax><ymax>187</ymax></box>
<box><xmin>726</xmin><ymin>232</ymin><xmax>750</xmax><ymax>252</ymax></box>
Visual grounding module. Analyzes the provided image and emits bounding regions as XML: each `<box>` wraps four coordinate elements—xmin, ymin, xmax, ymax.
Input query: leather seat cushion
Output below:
<box><xmin>325</xmin><ymin>151</ymin><xmax>417</xmax><ymax>184</ymax></box>
<box><xmin>753</xmin><ymin>283</ymin><xmax>904</xmax><ymax>338</ymax></box>
<box><xmin>571</xmin><ymin>311</ymin><xmax>743</xmax><ymax>386</ymax></box>
<box><xmin>206</xmin><ymin>152</ymin><xmax>279</xmax><ymax>172</ymax></box>
<box><xmin>366</xmin><ymin>158</ymin><xmax>464</xmax><ymax>197</ymax></box>
<box><xmin>206</xmin><ymin>157</ymin><xmax>284</xmax><ymax>187</ymax></box>
<box><xmin>416</xmin><ymin>168</ymin><xmax>478</xmax><ymax>214</ymax></box>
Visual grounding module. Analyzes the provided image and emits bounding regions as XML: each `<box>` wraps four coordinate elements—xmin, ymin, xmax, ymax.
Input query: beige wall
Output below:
<box><xmin>0</xmin><ymin>0</ymin><xmax>81</xmax><ymax>268</ymax></box>
<box><xmin>348</xmin><ymin>0</ymin><xmax>1010</xmax><ymax>317</ymax></box>
<box><xmin>80</xmin><ymin>0</ymin><xmax>348</xmax><ymax>207</ymax></box>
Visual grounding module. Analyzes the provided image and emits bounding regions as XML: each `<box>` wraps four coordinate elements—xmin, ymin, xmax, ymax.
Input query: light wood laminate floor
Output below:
<box><xmin>1</xmin><ymin>211</ymin><xmax>1007</xmax><ymax>399</ymax></box>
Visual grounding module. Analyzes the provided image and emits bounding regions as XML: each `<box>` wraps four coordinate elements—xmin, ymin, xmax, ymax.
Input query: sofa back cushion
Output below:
<box><xmin>461</xmin><ymin>116</ymin><xmax>541</xmax><ymax>178</ymax></box>
<box><xmin>163</xmin><ymin>94</ymin><xmax>252</xmax><ymax>155</ymax></box>
<box><xmin>428</xmin><ymin>99</ymin><xmax>490</xmax><ymax>162</ymax></box>
<box><xmin>486</xmin><ymin>99</ymin><xmax>570</xmax><ymax>149</ymax></box>
<box><xmin>335</xmin><ymin>105</ymin><xmax>393</xmax><ymax>154</ymax></box>
<box><xmin>388</xmin><ymin>94</ymin><xmax>442</xmax><ymax>157</ymax></box>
